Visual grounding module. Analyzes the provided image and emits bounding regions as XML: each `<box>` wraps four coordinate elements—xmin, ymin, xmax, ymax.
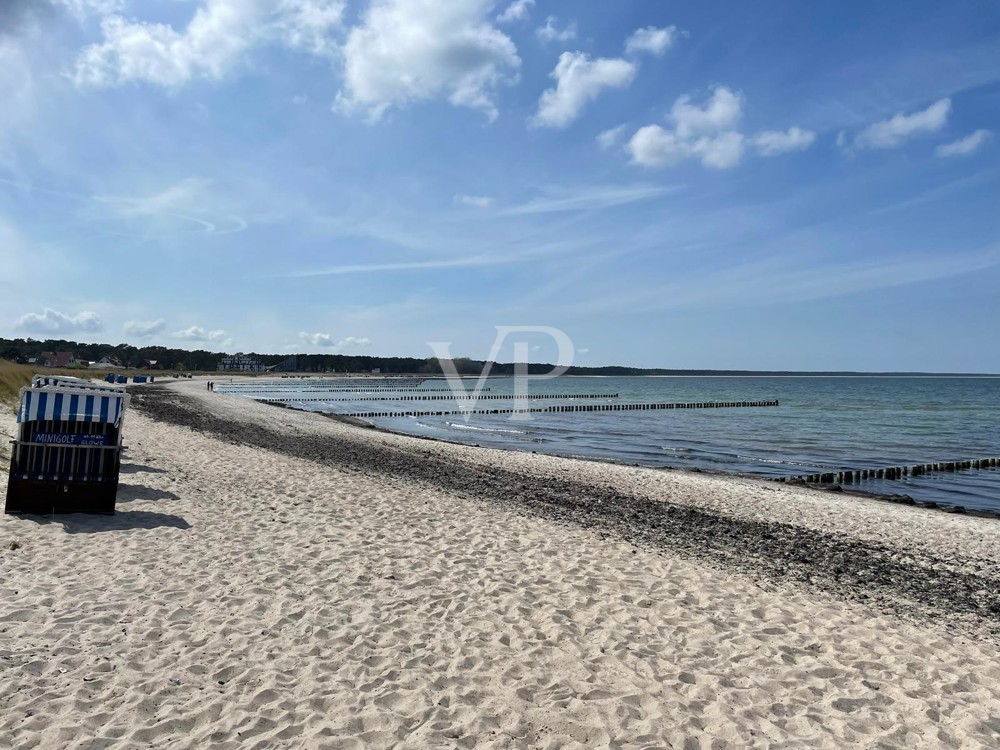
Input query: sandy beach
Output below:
<box><xmin>2</xmin><ymin>378</ymin><xmax>999</xmax><ymax>749</ymax></box>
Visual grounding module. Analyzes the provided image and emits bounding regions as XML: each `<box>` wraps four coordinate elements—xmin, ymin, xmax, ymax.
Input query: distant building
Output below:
<box><xmin>39</xmin><ymin>351</ymin><xmax>75</xmax><ymax>368</ymax></box>
<box><xmin>140</xmin><ymin>359</ymin><xmax>159</xmax><ymax>369</ymax></box>
<box><xmin>89</xmin><ymin>356</ymin><xmax>123</xmax><ymax>369</ymax></box>
<box><xmin>218</xmin><ymin>354</ymin><xmax>264</xmax><ymax>372</ymax></box>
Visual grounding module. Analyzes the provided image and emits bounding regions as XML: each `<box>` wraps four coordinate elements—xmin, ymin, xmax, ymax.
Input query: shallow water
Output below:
<box><xmin>218</xmin><ymin>376</ymin><xmax>1000</xmax><ymax>512</ymax></box>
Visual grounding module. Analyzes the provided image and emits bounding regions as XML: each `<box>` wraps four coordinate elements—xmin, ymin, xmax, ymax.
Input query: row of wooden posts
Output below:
<box><xmin>781</xmin><ymin>456</ymin><xmax>1000</xmax><ymax>485</ymax></box>
<box><xmin>221</xmin><ymin>387</ymin><xmax>488</xmax><ymax>394</ymax></box>
<box><xmin>334</xmin><ymin>399</ymin><xmax>779</xmax><ymax>419</ymax></box>
<box><xmin>257</xmin><ymin>393</ymin><xmax>619</xmax><ymax>403</ymax></box>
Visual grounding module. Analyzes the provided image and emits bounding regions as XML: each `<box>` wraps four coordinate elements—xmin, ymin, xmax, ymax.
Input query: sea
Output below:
<box><xmin>217</xmin><ymin>376</ymin><xmax>1000</xmax><ymax>513</ymax></box>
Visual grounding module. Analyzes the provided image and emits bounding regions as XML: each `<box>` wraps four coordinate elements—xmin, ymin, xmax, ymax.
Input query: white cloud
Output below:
<box><xmin>276</xmin><ymin>0</ymin><xmax>347</xmax><ymax>56</ymax></box>
<box><xmin>298</xmin><ymin>332</ymin><xmax>371</xmax><ymax>350</ymax></box>
<box><xmin>597</xmin><ymin>124</ymin><xmax>626</xmax><ymax>150</ymax></box>
<box><xmin>671</xmin><ymin>86</ymin><xmax>743</xmax><ymax>139</ymax></box>
<box><xmin>337</xmin><ymin>0</ymin><xmax>520</xmax><ymax>121</ymax></box>
<box><xmin>15</xmin><ymin>309</ymin><xmax>104</xmax><ymax>334</ymax></box>
<box><xmin>454</xmin><ymin>194</ymin><xmax>493</xmax><ymax>208</ymax></box>
<box><xmin>73</xmin><ymin>4</ymin><xmax>260</xmax><ymax>88</ymax></box>
<box><xmin>624</xmin><ymin>26</ymin><xmax>678</xmax><ymax>57</ymax></box>
<box><xmin>935</xmin><ymin>129</ymin><xmax>992</xmax><ymax>157</ymax></box>
<box><xmin>690</xmin><ymin>131</ymin><xmax>745</xmax><ymax>169</ymax></box>
<box><xmin>496</xmin><ymin>0</ymin><xmax>533</xmax><ymax>23</ymax></box>
<box><xmin>123</xmin><ymin>318</ymin><xmax>167</xmax><ymax>338</ymax></box>
<box><xmin>71</xmin><ymin>0</ymin><xmax>345</xmax><ymax>88</ymax></box>
<box><xmin>628</xmin><ymin>86</ymin><xmax>813</xmax><ymax>169</ymax></box>
<box><xmin>535</xmin><ymin>15</ymin><xmax>576</xmax><ymax>43</ymax></box>
<box><xmin>623</xmin><ymin>127</ymin><xmax>745</xmax><ymax>170</ymax></box>
<box><xmin>854</xmin><ymin>98</ymin><xmax>951</xmax><ymax>149</ymax></box>
<box><xmin>172</xmin><ymin>325</ymin><xmax>228</xmax><ymax>343</ymax></box>
<box><xmin>532</xmin><ymin>52</ymin><xmax>636</xmax><ymax>128</ymax></box>
<box><xmin>628</xmin><ymin>86</ymin><xmax>745</xmax><ymax>169</ymax></box>
<box><xmin>752</xmin><ymin>126</ymin><xmax>817</xmax><ymax>156</ymax></box>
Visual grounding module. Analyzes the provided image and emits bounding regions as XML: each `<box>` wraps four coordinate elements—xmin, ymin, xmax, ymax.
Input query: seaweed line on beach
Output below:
<box><xmin>130</xmin><ymin>387</ymin><xmax>1000</xmax><ymax>634</ymax></box>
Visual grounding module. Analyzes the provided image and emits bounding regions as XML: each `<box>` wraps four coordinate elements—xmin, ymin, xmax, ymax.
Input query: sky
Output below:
<box><xmin>0</xmin><ymin>0</ymin><xmax>998</xmax><ymax>372</ymax></box>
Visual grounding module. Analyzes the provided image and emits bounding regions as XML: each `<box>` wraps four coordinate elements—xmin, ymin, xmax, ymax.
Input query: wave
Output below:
<box><xmin>735</xmin><ymin>454</ymin><xmax>807</xmax><ymax>466</ymax></box>
<box><xmin>412</xmin><ymin>420</ymin><xmax>443</xmax><ymax>431</ymax></box>
<box><xmin>446</xmin><ymin>422</ymin><xmax>528</xmax><ymax>435</ymax></box>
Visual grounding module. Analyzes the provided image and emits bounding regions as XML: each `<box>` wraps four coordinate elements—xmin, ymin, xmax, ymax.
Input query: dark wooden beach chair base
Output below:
<box><xmin>4</xmin><ymin>474</ymin><xmax>118</xmax><ymax>515</ymax></box>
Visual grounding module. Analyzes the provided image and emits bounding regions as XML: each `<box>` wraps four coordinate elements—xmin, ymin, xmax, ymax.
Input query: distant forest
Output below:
<box><xmin>0</xmin><ymin>337</ymin><xmax>988</xmax><ymax>376</ymax></box>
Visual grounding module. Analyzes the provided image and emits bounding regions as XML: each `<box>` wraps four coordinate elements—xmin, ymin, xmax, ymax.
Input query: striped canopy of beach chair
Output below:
<box><xmin>32</xmin><ymin>374</ymin><xmax>126</xmax><ymax>394</ymax></box>
<box><xmin>18</xmin><ymin>387</ymin><xmax>128</xmax><ymax>431</ymax></box>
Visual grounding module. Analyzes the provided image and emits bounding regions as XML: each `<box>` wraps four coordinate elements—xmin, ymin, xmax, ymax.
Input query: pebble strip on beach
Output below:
<box><xmin>130</xmin><ymin>385</ymin><xmax>1000</xmax><ymax>634</ymax></box>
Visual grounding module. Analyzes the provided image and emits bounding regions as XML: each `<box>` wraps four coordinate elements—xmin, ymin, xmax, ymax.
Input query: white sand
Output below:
<box><xmin>1</xmin><ymin>379</ymin><xmax>999</xmax><ymax>748</ymax></box>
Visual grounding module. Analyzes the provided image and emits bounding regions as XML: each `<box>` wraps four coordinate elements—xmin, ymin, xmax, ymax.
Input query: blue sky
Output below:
<box><xmin>1</xmin><ymin>0</ymin><xmax>998</xmax><ymax>371</ymax></box>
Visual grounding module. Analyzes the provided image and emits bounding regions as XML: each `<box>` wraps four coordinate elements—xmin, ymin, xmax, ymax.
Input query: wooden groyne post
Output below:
<box><xmin>328</xmin><ymin>399</ymin><xmax>779</xmax><ymax>420</ymax></box>
<box><xmin>219</xmin><ymin>387</ymin><xmax>490</xmax><ymax>394</ymax></box>
<box><xmin>257</xmin><ymin>393</ymin><xmax>620</xmax><ymax>403</ymax></box>
<box><xmin>781</xmin><ymin>456</ymin><xmax>1000</xmax><ymax>485</ymax></box>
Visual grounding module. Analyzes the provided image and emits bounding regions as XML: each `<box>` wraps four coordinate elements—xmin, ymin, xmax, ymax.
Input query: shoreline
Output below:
<box><xmin>270</xmin><ymin>399</ymin><xmax>1000</xmax><ymax>522</ymax></box>
<box><xmin>131</xmin><ymin>383</ymin><xmax>1000</xmax><ymax>633</ymax></box>
<box><xmin>247</xmin><ymin>372</ymin><xmax>1000</xmax><ymax>379</ymax></box>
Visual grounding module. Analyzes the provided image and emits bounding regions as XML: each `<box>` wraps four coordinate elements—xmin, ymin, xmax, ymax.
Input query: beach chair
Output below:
<box><xmin>4</xmin><ymin>384</ymin><xmax>130</xmax><ymax>515</ymax></box>
<box><xmin>33</xmin><ymin>375</ymin><xmax>125</xmax><ymax>394</ymax></box>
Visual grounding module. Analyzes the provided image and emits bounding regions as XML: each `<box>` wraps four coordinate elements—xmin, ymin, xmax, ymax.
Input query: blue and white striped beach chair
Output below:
<box><xmin>4</xmin><ymin>384</ymin><xmax>130</xmax><ymax>515</ymax></box>
<box><xmin>32</xmin><ymin>375</ymin><xmax>126</xmax><ymax>393</ymax></box>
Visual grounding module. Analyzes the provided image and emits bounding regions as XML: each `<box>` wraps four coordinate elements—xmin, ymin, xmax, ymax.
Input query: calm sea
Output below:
<box><xmin>219</xmin><ymin>376</ymin><xmax>1000</xmax><ymax>512</ymax></box>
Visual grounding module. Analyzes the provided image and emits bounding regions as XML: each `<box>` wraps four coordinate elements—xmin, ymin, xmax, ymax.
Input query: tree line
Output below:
<box><xmin>0</xmin><ymin>337</ymin><xmax>969</xmax><ymax>376</ymax></box>
<box><xmin>0</xmin><ymin>337</ymin><xmax>686</xmax><ymax>375</ymax></box>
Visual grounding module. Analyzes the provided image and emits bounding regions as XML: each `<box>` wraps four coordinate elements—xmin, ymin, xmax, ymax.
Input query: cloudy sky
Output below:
<box><xmin>1</xmin><ymin>0</ymin><xmax>998</xmax><ymax>371</ymax></box>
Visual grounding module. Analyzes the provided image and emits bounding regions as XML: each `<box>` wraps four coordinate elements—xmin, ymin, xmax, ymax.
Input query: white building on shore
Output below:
<box><xmin>218</xmin><ymin>354</ymin><xmax>265</xmax><ymax>372</ymax></box>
